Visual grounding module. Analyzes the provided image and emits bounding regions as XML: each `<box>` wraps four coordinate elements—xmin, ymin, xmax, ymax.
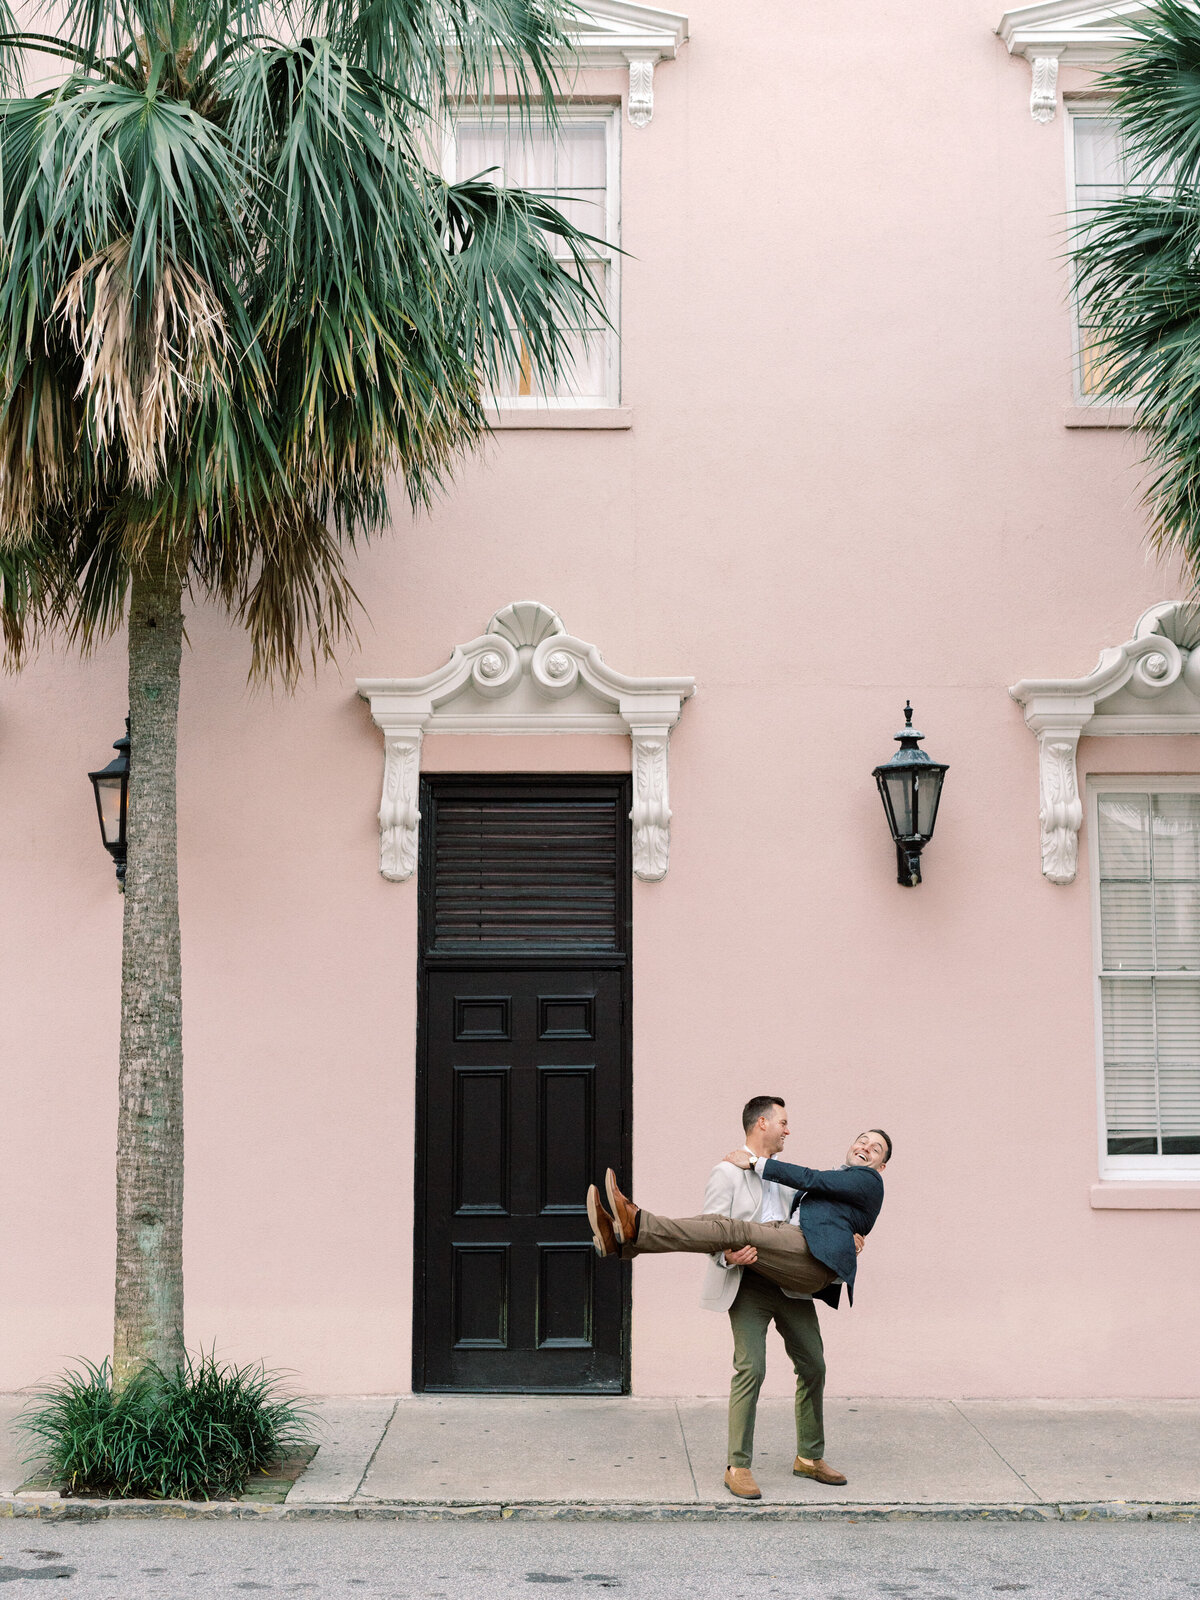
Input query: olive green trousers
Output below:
<box><xmin>726</xmin><ymin>1272</ymin><xmax>826</xmax><ymax>1467</ymax></box>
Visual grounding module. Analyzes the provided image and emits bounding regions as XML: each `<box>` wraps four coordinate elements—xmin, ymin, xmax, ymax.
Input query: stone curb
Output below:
<box><xmin>3</xmin><ymin>1496</ymin><xmax>1198</xmax><ymax>1523</ymax></box>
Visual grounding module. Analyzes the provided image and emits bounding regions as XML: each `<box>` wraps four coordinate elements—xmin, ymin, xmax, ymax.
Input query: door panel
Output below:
<box><xmin>416</xmin><ymin>777</ymin><xmax>631</xmax><ymax>1393</ymax></box>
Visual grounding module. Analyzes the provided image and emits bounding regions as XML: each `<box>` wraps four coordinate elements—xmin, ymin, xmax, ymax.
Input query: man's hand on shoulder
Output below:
<box><xmin>854</xmin><ymin>1233</ymin><xmax>865</xmax><ymax>1255</ymax></box>
<box><xmin>724</xmin><ymin>1149</ymin><xmax>752</xmax><ymax>1169</ymax></box>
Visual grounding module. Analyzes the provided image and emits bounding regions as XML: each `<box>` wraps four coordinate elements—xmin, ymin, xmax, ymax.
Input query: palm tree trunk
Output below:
<box><xmin>113</xmin><ymin>547</ymin><xmax>186</xmax><ymax>1388</ymax></box>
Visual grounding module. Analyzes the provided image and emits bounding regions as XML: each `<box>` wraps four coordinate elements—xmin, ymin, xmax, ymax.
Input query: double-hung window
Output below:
<box><xmin>1092</xmin><ymin>781</ymin><xmax>1200</xmax><ymax>1178</ymax></box>
<box><xmin>448</xmin><ymin>108</ymin><xmax>620</xmax><ymax>409</ymax></box>
<box><xmin>1069</xmin><ymin>110</ymin><xmax>1135</xmax><ymax>402</ymax></box>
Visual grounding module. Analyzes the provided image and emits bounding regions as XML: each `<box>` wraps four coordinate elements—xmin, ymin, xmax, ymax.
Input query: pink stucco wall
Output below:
<box><xmin>4</xmin><ymin>1</ymin><xmax>1200</xmax><ymax>1397</ymax></box>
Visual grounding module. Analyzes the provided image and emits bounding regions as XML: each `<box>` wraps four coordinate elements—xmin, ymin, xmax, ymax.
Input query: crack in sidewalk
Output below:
<box><xmin>949</xmin><ymin>1400</ymin><xmax>1043</xmax><ymax>1503</ymax></box>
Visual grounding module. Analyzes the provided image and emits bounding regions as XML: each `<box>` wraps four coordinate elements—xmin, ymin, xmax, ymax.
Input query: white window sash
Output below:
<box><xmin>1066</xmin><ymin>101</ymin><xmax>1127</xmax><ymax>408</ymax></box>
<box><xmin>444</xmin><ymin>104</ymin><xmax>621</xmax><ymax>410</ymax></box>
<box><xmin>1088</xmin><ymin>775</ymin><xmax>1200</xmax><ymax>1179</ymax></box>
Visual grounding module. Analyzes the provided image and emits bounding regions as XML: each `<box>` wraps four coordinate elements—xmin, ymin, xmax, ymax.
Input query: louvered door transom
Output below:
<box><xmin>415</xmin><ymin>776</ymin><xmax>631</xmax><ymax>1392</ymax></box>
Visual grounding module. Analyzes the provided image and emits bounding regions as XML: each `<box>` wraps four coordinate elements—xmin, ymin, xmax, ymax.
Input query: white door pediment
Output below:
<box><xmin>357</xmin><ymin>602</ymin><xmax>695</xmax><ymax>882</ymax></box>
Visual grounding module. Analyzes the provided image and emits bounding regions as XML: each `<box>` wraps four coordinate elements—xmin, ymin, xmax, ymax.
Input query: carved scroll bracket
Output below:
<box><xmin>1031</xmin><ymin>718</ymin><xmax>1086</xmax><ymax>885</ymax></box>
<box><xmin>625</xmin><ymin>54</ymin><xmax>657</xmax><ymax>127</ymax></box>
<box><xmin>1029</xmin><ymin>53</ymin><xmax>1060</xmax><ymax>122</ymax></box>
<box><xmin>628</xmin><ymin>723</ymin><xmax>672</xmax><ymax>881</ymax></box>
<box><xmin>358</xmin><ymin>602</ymin><xmax>695</xmax><ymax>883</ymax></box>
<box><xmin>377</xmin><ymin>722</ymin><xmax>424</xmax><ymax>882</ymax></box>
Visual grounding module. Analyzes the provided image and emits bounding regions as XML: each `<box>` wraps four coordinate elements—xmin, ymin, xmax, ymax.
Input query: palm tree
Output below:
<box><xmin>0</xmin><ymin>0</ymin><xmax>603</xmax><ymax>1386</ymax></box>
<box><xmin>1073</xmin><ymin>0</ymin><xmax>1200</xmax><ymax>579</ymax></box>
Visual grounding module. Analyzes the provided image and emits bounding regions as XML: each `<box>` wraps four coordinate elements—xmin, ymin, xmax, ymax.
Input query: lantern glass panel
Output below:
<box><xmin>915</xmin><ymin>770</ymin><xmax>945</xmax><ymax>838</ymax></box>
<box><xmin>884</xmin><ymin>770</ymin><xmax>916</xmax><ymax>838</ymax></box>
<box><xmin>94</xmin><ymin>776</ymin><xmax>124</xmax><ymax>844</ymax></box>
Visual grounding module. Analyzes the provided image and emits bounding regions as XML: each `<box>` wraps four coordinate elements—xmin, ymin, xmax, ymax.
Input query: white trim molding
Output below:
<box><xmin>996</xmin><ymin>1</ymin><xmax>1156</xmax><ymax>120</ymax></box>
<box><xmin>357</xmin><ymin>602</ymin><xmax>695</xmax><ymax>883</ymax></box>
<box><xmin>1009</xmin><ymin>601</ymin><xmax>1200</xmax><ymax>884</ymax></box>
<box><xmin>571</xmin><ymin>2</ymin><xmax>688</xmax><ymax>126</ymax></box>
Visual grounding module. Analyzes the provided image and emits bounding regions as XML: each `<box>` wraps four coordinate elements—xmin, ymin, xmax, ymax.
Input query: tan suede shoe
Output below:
<box><xmin>587</xmin><ymin>1185</ymin><xmax>618</xmax><ymax>1258</ymax></box>
<box><xmin>724</xmin><ymin>1466</ymin><xmax>762</xmax><ymax>1500</ymax></box>
<box><xmin>604</xmin><ymin>1169</ymin><xmax>640</xmax><ymax>1245</ymax></box>
<box><xmin>793</xmin><ymin>1456</ymin><xmax>848</xmax><ymax>1485</ymax></box>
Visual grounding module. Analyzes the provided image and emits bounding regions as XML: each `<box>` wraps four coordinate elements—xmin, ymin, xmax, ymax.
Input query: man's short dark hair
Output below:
<box><xmin>742</xmin><ymin>1096</ymin><xmax>785</xmax><ymax>1133</ymax></box>
<box><xmin>870</xmin><ymin>1128</ymin><xmax>893</xmax><ymax>1163</ymax></box>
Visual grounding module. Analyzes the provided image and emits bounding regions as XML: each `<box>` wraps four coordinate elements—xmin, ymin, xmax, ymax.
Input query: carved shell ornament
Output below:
<box><xmin>357</xmin><ymin>602</ymin><xmax>695</xmax><ymax>883</ymax></box>
<box><xmin>487</xmin><ymin>601</ymin><xmax>565</xmax><ymax>651</ymax></box>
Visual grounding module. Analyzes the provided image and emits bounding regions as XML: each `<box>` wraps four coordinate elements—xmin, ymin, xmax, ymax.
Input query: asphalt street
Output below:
<box><xmin>0</xmin><ymin>1520</ymin><xmax>1198</xmax><ymax>1598</ymax></box>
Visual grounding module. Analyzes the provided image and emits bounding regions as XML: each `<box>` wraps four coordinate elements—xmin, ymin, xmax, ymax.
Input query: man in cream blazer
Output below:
<box><xmin>702</xmin><ymin>1095</ymin><xmax>844</xmax><ymax>1500</ymax></box>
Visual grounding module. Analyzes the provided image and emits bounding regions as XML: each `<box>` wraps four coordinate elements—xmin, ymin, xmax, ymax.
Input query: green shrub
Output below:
<box><xmin>19</xmin><ymin>1353</ymin><xmax>314</xmax><ymax>1500</ymax></box>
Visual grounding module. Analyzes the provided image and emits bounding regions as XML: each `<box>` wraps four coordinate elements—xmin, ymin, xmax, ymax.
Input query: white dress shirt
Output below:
<box><xmin>751</xmin><ymin>1146</ymin><xmax>797</xmax><ymax>1226</ymax></box>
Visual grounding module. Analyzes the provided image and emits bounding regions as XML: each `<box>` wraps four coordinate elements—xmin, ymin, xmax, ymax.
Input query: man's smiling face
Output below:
<box><xmin>845</xmin><ymin>1130</ymin><xmax>889</xmax><ymax>1171</ymax></box>
<box><xmin>762</xmin><ymin>1104</ymin><xmax>789</xmax><ymax>1156</ymax></box>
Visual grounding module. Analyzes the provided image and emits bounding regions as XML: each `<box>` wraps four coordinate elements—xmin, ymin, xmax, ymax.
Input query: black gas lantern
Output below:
<box><xmin>88</xmin><ymin>718</ymin><xmax>130</xmax><ymax>888</ymax></box>
<box><xmin>872</xmin><ymin>702</ymin><xmax>948</xmax><ymax>887</ymax></box>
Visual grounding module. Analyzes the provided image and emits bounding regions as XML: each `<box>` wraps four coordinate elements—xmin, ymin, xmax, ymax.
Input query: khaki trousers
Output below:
<box><xmin>625</xmin><ymin>1211</ymin><xmax>837</xmax><ymax>1297</ymax></box>
<box><xmin>727</xmin><ymin>1273</ymin><xmax>825</xmax><ymax>1467</ymax></box>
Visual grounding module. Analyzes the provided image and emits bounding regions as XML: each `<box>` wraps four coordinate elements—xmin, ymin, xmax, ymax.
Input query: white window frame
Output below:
<box><xmin>1065</xmin><ymin>99</ymin><xmax>1124</xmax><ymax>407</ymax></box>
<box><xmin>444</xmin><ymin>103</ymin><xmax>622</xmax><ymax>410</ymax></box>
<box><xmin>1087</xmin><ymin>774</ymin><xmax>1200</xmax><ymax>1180</ymax></box>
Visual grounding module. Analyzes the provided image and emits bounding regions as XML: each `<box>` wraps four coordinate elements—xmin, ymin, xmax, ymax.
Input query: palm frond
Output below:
<box><xmin>0</xmin><ymin>0</ymin><xmax>595</xmax><ymax>681</ymax></box>
<box><xmin>1073</xmin><ymin>1</ymin><xmax>1200</xmax><ymax>580</ymax></box>
<box><xmin>303</xmin><ymin>0</ymin><xmax>582</xmax><ymax>124</ymax></box>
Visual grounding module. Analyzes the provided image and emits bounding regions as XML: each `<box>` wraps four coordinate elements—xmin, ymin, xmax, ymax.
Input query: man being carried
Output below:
<box><xmin>586</xmin><ymin>1129</ymin><xmax>890</xmax><ymax>1491</ymax></box>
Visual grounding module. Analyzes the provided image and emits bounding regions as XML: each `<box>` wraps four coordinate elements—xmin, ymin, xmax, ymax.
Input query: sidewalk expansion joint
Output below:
<box><xmin>4</xmin><ymin>1497</ymin><xmax>1198</xmax><ymax>1523</ymax></box>
<box><xmin>948</xmin><ymin>1399</ymin><xmax>1044</xmax><ymax>1503</ymax></box>
<box><xmin>349</xmin><ymin>1396</ymin><xmax>399</xmax><ymax>1501</ymax></box>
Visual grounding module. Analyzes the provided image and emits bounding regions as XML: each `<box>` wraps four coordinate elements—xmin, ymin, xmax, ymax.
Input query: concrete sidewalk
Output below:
<box><xmin>303</xmin><ymin>1395</ymin><xmax>1200</xmax><ymax>1508</ymax></box>
<box><xmin>4</xmin><ymin>1395</ymin><xmax>1198</xmax><ymax>1516</ymax></box>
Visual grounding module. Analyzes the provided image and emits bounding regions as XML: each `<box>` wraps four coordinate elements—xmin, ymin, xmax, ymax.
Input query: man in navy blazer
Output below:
<box><xmin>726</xmin><ymin>1135</ymin><xmax>887</xmax><ymax>1309</ymax></box>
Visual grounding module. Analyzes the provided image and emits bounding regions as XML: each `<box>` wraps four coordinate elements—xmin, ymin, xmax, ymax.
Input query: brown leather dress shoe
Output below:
<box><xmin>587</xmin><ymin>1185</ymin><xmax>618</xmax><ymax>1258</ymax></box>
<box><xmin>604</xmin><ymin>1169</ymin><xmax>640</xmax><ymax>1245</ymax></box>
<box><xmin>724</xmin><ymin>1466</ymin><xmax>762</xmax><ymax>1500</ymax></box>
<box><xmin>793</xmin><ymin>1456</ymin><xmax>848</xmax><ymax>1485</ymax></box>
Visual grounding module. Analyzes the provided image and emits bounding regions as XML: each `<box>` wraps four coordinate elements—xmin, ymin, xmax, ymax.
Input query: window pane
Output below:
<box><xmin>1154</xmin><ymin>883</ymin><xmax>1200</xmax><ymax>970</ymax></box>
<box><xmin>1159</xmin><ymin>1065</ymin><xmax>1200</xmax><ymax>1148</ymax></box>
<box><xmin>1101</xmin><ymin>881</ymin><xmax>1153</xmax><ymax>970</ymax></box>
<box><xmin>1101</xmin><ymin>976</ymin><xmax>1154</xmax><ymax>1058</ymax></box>
<box><xmin>1074</xmin><ymin>117</ymin><xmax>1125</xmax><ymax>188</ymax></box>
<box><xmin>556</xmin><ymin>121</ymin><xmax>608</xmax><ymax>188</ymax></box>
<box><xmin>1104</xmin><ymin>1063</ymin><xmax>1159</xmax><ymax>1148</ymax></box>
<box><xmin>1152</xmin><ymin>792</ymin><xmax>1200</xmax><ymax>877</ymax></box>
<box><xmin>1153</xmin><ymin>978</ymin><xmax>1200</xmax><ymax>1062</ymax></box>
<box><xmin>1098</xmin><ymin>793</ymin><xmax>1151</xmax><ymax>878</ymax></box>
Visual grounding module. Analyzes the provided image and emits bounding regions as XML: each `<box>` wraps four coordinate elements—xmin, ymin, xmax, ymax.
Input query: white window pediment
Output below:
<box><xmin>357</xmin><ymin>602</ymin><xmax>695</xmax><ymax>883</ymax></box>
<box><xmin>1010</xmin><ymin>602</ymin><xmax>1200</xmax><ymax>883</ymax></box>
<box><xmin>560</xmin><ymin>1</ymin><xmax>689</xmax><ymax>126</ymax></box>
<box><xmin>996</xmin><ymin>1</ymin><xmax>1161</xmax><ymax>120</ymax></box>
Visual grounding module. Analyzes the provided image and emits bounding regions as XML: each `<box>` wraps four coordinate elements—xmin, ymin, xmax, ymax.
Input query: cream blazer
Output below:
<box><xmin>698</xmin><ymin>1160</ymin><xmax>769</xmax><ymax>1313</ymax></box>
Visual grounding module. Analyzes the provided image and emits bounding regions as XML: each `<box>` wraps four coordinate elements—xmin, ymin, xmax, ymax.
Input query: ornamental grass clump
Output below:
<box><xmin>20</xmin><ymin>1354</ymin><xmax>314</xmax><ymax>1500</ymax></box>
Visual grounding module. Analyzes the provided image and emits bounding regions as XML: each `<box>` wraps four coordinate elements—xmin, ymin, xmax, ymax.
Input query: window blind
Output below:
<box><xmin>1098</xmin><ymin>791</ymin><xmax>1200</xmax><ymax>1156</ymax></box>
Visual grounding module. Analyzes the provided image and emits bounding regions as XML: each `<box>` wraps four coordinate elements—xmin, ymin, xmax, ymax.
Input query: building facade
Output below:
<box><xmin>5</xmin><ymin>0</ymin><xmax>1200</xmax><ymax>1398</ymax></box>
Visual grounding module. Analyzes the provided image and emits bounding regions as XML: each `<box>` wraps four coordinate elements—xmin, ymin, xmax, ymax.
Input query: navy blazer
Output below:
<box><xmin>759</xmin><ymin>1158</ymin><xmax>884</xmax><ymax>1309</ymax></box>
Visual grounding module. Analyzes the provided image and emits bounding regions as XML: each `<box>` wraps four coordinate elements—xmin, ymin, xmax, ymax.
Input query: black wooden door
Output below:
<box><xmin>415</xmin><ymin>777</ymin><xmax>631</xmax><ymax>1393</ymax></box>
